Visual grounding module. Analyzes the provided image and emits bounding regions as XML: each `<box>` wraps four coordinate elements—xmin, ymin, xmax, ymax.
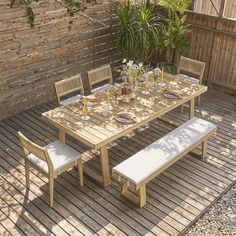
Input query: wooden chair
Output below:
<box><xmin>54</xmin><ymin>74</ymin><xmax>84</xmax><ymax>106</ymax></box>
<box><xmin>88</xmin><ymin>64</ymin><xmax>113</xmax><ymax>93</ymax></box>
<box><xmin>177</xmin><ymin>56</ymin><xmax>206</xmax><ymax>106</ymax></box>
<box><xmin>18</xmin><ymin>131</ymin><xmax>83</xmax><ymax>207</ymax></box>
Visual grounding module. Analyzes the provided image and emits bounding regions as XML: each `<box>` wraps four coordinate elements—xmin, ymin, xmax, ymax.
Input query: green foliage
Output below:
<box><xmin>115</xmin><ymin>1</ymin><xmax>136</xmax><ymax>59</ymax></box>
<box><xmin>158</xmin><ymin>0</ymin><xmax>191</xmax><ymax>63</ymax></box>
<box><xmin>159</xmin><ymin>0</ymin><xmax>192</xmax><ymax>14</ymax></box>
<box><xmin>115</xmin><ymin>0</ymin><xmax>162</xmax><ymax>62</ymax></box>
<box><xmin>115</xmin><ymin>0</ymin><xmax>191</xmax><ymax>64</ymax></box>
<box><xmin>10</xmin><ymin>0</ymin><xmax>97</xmax><ymax>28</ymax></box>
<box><xmin>160</xmin><ymin>13</ymin><xmax>190</xmax><ymax>62</ymax></box>
<box><xmin>10</xmin><ymin>0</ymin><xmax>36</xmax><ymax>27</ymax></box>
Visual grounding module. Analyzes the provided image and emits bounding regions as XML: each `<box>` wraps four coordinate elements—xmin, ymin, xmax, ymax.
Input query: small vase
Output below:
<box><xmin>131</xmin><ymin>79</ymin><xmax>136</xmax><ymax>91</ymax></box>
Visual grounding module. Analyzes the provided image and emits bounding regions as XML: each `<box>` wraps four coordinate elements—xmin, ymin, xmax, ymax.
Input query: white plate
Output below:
<box><xmin>81</xmin><ymin>96</ymin><xmax>98</xmax><ymax>106</ymax></box>
<box><xmin>142</xmin><ymin>91</ymin><xmax>150</xmax><ymax>95</ymax></box>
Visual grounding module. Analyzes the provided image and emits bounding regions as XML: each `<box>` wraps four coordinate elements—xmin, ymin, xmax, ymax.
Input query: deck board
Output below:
<box><xmin>0</xmin><ymin>90</ymin><xmax>235</xmax><ymax>236</ymax></box>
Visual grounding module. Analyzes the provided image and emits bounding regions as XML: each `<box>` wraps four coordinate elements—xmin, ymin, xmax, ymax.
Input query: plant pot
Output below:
<box><xmin>156</xmin><ymin>62</ymin><xmax>177</xmax><ymax>75</ymax></box>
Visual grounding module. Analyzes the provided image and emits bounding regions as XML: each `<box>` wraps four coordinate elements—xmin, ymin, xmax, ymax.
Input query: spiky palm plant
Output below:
<box><xmin>115</xmin><ymin>0</ymin><xmax>162</xmax><ymax>62</ymax></box>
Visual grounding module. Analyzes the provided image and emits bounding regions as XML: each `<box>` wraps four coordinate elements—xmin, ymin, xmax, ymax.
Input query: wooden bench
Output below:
<box><xmin>112</xmin><ymin>117</ymin><xmax>217</xmax><ymax>208</ymax></box>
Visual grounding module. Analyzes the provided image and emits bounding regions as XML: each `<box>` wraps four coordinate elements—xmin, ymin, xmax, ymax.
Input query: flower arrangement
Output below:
<box><xmin>120</xmin><ymin>59</ymin><xmax>149</xmax><ymax>84</ymax></box>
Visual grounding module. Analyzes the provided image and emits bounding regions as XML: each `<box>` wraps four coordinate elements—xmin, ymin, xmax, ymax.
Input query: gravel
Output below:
<box><xmin>185</xmin><ymin>183</ymin><xmax>236</xmax><ymax>236</ymax></box>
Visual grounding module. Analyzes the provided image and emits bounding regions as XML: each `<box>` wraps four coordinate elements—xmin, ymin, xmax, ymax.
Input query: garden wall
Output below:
<box><xmin>0</xmin><ymin>0</ymin><xmax>120</xmax><ymax>120</ymax></box>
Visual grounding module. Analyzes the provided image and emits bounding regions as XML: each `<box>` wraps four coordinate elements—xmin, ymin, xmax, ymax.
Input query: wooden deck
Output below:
<box><xmin>0</xmin><ymin>89</ymin><xmax>236</xmax><ymax>236</ymax></box>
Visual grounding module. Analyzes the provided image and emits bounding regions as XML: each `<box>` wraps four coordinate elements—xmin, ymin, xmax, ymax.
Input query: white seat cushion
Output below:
<box><xmin>60</xmin><ymin>94</ymin><xmax>82</xmax><ymax>106</ymax></box>
<box><xmin>178</xmin><ymin>74</ymin><xmax>199</xmax><ymax>84</ymax></box>
<box><xmin>27</xmin><ymin>141</ymin><xmax>81</xmax><ymax>173</ymax></box>
<box><xmin>113</xmin><ymin>118</ymin><xmax>216</xmax><ymax>185</ymax></box>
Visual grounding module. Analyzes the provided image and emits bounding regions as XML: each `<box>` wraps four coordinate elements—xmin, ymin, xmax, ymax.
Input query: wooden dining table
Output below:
<box><xmin>42</xmin><ymin>73</ymin><xmax>207</xmax><ymax>187</ymax></box>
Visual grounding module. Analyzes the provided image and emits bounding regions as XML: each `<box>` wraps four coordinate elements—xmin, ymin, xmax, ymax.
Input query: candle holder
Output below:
<box><xmin>142</xmin><ymin>80</ymin><xmax>150</xmax><ymax>95</ymax></box>
<box><xmin>81</xmin><ymin>97</ymin><xmax>90</xmax><ymax>120</ymax></box>
<box><xmin>106</xmin><ymin>90</ymin><xmax>113</xmax><ymax>111</ymax></box>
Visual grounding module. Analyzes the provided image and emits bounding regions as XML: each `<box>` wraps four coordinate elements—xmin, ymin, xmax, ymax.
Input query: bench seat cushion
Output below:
<box><xmin>113</xmin><ymin>117</ymin><xmax>216</xmax><ymax>185</ymax></box>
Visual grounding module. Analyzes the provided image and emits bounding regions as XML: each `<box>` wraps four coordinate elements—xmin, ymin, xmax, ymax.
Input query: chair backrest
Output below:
<box><xmin>54</xmin><ymin>74</ymin><xmax>84</xmax><ymax>105</ymax></box>
<box><xmin>88</xmin><ymin>64</ymin><xmax>113</xmax><ymax>92</ymax></box>
<box><xmin>18</xmin><ymin>131</ymin><xmax>53</xmax><ymax>171</ymax></box>
<box><xmin>177</xmin><ymin>56</ymin><xmax>206</xmax><ymax>84</ymax></box>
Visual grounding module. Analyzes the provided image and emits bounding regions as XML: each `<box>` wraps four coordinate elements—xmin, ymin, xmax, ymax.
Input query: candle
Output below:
<box><xmin>107</xmin><ymin>90</ymin><xmax>110</xmax><ymax>103</ymax></box>
<box><xmin>83</xmin><ymin>96</ymin><xmax>87</xmax><ymax>115</ymax></box>
<box><xmin>161</xmin><ymin>67</ymin><xmax>164</xmax><ymax>84</ymax></box>
<box><xmin>118</xmin><ymin>87</ymin><xmax>122</xmax><ymax>96</ymax></box>
<box><xmin>145</xmin><ymin>80</ymin><xmax>149</xmax><ymax>91</ymax></box>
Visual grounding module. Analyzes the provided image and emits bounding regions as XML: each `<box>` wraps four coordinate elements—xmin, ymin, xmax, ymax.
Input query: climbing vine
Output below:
<box><xmin>9</xmin><ymin>0</ymin><xmax>108</xmax><ymax>28</ymax></box>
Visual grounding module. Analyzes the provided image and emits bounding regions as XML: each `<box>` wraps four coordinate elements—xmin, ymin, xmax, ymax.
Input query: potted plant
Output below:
<box><xmin>114</xmin><ymin>0</ymin><xmax>191</xmax><ymax>74</ymax></box>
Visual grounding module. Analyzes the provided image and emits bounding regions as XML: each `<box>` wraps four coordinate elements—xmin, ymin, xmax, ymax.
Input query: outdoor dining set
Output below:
<box><xmin>17</xmin><ymin>56</ymin><xmax>217</xmax><ymax>208</ymax></box>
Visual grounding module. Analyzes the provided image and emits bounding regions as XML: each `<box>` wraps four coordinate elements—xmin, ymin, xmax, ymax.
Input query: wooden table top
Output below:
<box><xmin>42</xmin><ymin>73</ymin><xmax>207</xmax><ymax>149</ymax></box>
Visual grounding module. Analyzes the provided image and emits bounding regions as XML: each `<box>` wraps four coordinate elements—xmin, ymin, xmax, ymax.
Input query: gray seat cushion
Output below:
<box><xmin>92</xmin><ymin>84</ymin><xmax>113</xmax><ymax>94</ymax></box>
<box><xmin>178</xmin><ymin>74</ymin><xmax>199</xmax><ymax>84</ymax></box>
<box><xmin>27</xmin><ymin>141</ymin><xmax>81</xmax><ymax>173</ymax></box>
<box><xmin>113</xmin><ymin>117</ymin><xmax>216</xmax><ymax>185</ymax></box>
<box><xmin>60</xmin><ymin>94</ymin><xmax>82</xmax><ymax>106</ymax></box>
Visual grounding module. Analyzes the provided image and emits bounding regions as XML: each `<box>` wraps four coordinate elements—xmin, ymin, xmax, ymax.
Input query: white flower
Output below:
<box><xmin>122</xmin><ymin>58</ymin><xmax>127</xmax><ymax>63</ymax></box>
<box><xmin>138</xmin><ymin>63</ymin><xmax>143</xmax><ymax>68</ymax></box>
<box><xmin>127</xmin><ymin>60</ymin><xmax>133</xmax><ymax>67</ymax></box>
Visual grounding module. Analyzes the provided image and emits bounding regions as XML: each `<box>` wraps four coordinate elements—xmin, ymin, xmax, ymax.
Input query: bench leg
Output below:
<box><xmin>121</xmin><ymin>181</ymin><xmax>128</xmax><ymax>195</ymax></box>
<box><xmin>120</xmin><ymin>181</ymin><xmax>147</xmax><ymax>207</ymax></box>
<box><xmin>138</xmin><ymin>185</ymin><xmax>146</xmax><ymax>208</ymax></box>
<box><xmin>202</xmin><ymin>139</ymin><xmax>208</xmax><ymax>158</ymax></box>
<box><xmin>121</xmin><ymin>182</ymin><xmax>139</xmax><ymax>206</ymax></box>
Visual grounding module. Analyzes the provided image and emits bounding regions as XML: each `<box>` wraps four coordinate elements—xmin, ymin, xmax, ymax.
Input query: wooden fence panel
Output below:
<box><xmin>224</xmin><ymin>0</ymin><xmax>236</xmax><ymax>18</ymax></box>
<box><xmin>193</xmin><ymin>0</ymin><xmax>221</xmax><ymax>16</ymax></box>
<box><xmin>186</xmin><ymin>11</ymin><xmax>236</xmax><ymax>95</ymax></box>
<box><xmin>193</xmin><ymin>0</ymin><xmax>236</xmax><ymax>19</ymax></box>
<box><xmin>0</xmin><ymin>0</ymin><xmax>120</xmax><ymax>120</ymax></box>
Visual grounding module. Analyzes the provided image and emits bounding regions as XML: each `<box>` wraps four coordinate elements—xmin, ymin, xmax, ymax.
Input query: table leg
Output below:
<box><xmin>83</xmin><ymin>145</ymin><xmax>111</xmax><ymax>187</ymax></box>
<box><xmin>189</xmin><ymin>98</ymin><xmax>195</xmax><ymax>119</ymax></box>
<box><xmin>59</xmin><ymin>130</ymin><xmax>65</xmax><ymax>144</ymax></box>
<box><xmin>100</xmin><ymin>145</ymin><xmax>111</xmax><ymax>187</ymax></box>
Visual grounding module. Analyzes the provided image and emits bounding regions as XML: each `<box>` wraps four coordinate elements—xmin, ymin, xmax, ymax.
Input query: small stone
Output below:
<box><xmin>185</xmin><ymin>183</ymin><xmax>236</xmax><ymax>235</ymax></box>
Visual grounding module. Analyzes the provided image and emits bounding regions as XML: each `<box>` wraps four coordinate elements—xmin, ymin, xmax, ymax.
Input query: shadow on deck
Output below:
<box><xmin>0</xmin><ymin>89</ymin><xmax>236</xmax><ymax>236</ymax></box>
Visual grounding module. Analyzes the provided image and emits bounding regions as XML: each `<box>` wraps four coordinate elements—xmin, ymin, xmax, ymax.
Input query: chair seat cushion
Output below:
<box><xmin>178</xmin><ymin>74</ymin><xmax>199</xmax><ymax>84</ymax></box>
<box><xmin>91</xmin><ymin>84</ymin><xmax>113</xmax><ymax>94</ymax></box>
<box><xmin>113</xmin><ymin>118</ymin><xmax>216</xmax><ymax>185</ymax></box>
<box><xmin>27</xmin><ymin>141</ymin><xmax>80</xmax><ymax>173</ymax></box>
<box><xmin>60</xmin><ymin>94</ymin><xmax>82</xmax><ymax>106</ymax></box>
